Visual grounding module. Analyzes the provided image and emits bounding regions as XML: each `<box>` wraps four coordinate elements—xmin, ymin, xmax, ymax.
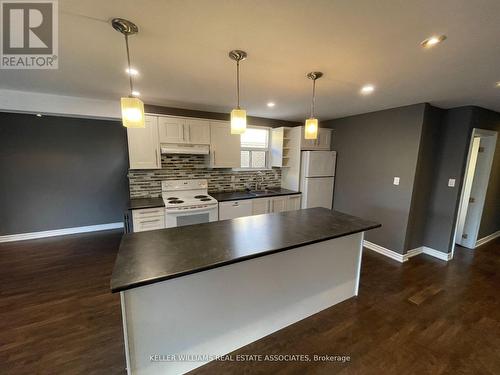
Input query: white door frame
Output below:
<box><xmin>452</xmin><ymin>128</ymin><xmax>497</xmax><ymax>254</ymax></box>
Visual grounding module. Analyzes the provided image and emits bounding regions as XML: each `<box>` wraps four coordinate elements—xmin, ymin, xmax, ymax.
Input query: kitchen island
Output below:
<box><xmin>111</xmin><ymin>208</ymin><xmax>380</xmax><ymax>375</ymax></box>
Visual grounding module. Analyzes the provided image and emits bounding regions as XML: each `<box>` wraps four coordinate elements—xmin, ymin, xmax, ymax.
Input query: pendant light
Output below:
<box><xmin>228</xmin><ymin>50</ymin><xmax>248</xmax><ymax>134</ymax></box>
<box><xmin>304</xmin><ymin>71</ymin><xmax>323</xmax><ymax>139</ymax></box>
<box><xmin>112</xmin><ymin>18</ymin><xmax>145</xmax><ymax>128</ymax></box>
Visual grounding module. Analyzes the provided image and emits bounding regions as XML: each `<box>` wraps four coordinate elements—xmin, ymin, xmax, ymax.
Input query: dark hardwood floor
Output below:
<box><xmin>1</xmin><ymin>231</ymin><xmax>499</xmax><ymax>374</ymax></box>
<box><xmin>0</xmin><ymin>230</ymin><xmax>125</xmax><ymax>375</ymax></box>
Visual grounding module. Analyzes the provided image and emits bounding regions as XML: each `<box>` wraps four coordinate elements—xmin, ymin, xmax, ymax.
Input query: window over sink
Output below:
<box><xmin>240</xmin><ymin>127</ymin><xmax>271</xmax><ymax>169</ymax></box>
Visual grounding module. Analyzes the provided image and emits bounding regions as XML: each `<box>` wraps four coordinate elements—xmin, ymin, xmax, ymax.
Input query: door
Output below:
<box><xmin>302</xmin><ymin>151</ymin><xmax>336</xmax><ymax>177</ymax></box>
<box><xmin>271</xmin><ymin>196</ymin><xmax>288</xmax><ymax>213</ymax></box>
<box><xmin>219</xmin><ymin>200</ymin><xmax>253</xmax><ymax>220</ymax></box>
<box><xmin>187</xmin><ymin>119</ymin><xmax>210</xmax><ymax>144</ymax></box>
<box><xmin>286</xmin><ymin>195</ymin><xmax>302</xmax><ymax>211</ymax></box>
<box><xmin>252</xmin><ymin>198</ymin><xmax>271</xmax><ymax>215</ymax></box>
<box><xmin>158</xmin><ymin>117</ymin><xmax>186</xmax><ymax>144</ymax></box>
<box><xmin>301</xmin><ymin>177</ymin><xmax>334</xmax><ymax>209</ymax></box>
<box><xmin>210</xmin><ymin>121</ymin><xmax>241</xmax><ymax>168</ymax></box>
<box><xmin>456</xmin><ymin>130</ymin><xmax>498</xmax><ymax>248</ymax></box>
<box><xmin>127</xmin><ymin>115</ymin><xmax>161</xmax><ymax>169</ymax></box>
<box><xmin>317</xmin><ymin>128</ymin><xmax>332</xmax><ymax>150</ymax></box>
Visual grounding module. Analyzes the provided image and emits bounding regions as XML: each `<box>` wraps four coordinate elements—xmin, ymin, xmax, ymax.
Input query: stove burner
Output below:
<box><xmin>194</xmin><ymin>195</ymin><xmax>208</xmax><ymax>199</ymax></box>
<box><xmin>200</xmin><ymin>198</ymin><xmax>211</xmax><ymax>201</ymax></box>
<box><xmin>166</xmin><ymin>197</ymin><xmax>179</xmax><ymax>200</ymax></box>
<box><xmin>169</xmin><ymin>200</ymin><xmax>184</xmax><ymax>204</ymax></box>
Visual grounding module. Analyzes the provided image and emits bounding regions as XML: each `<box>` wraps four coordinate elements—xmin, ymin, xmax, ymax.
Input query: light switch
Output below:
<box><xmin>393</xmin><ymin>177</ymin><xmax>400</xmax><ymax>186</ymax></box>
<box><xmin>448</xmin><ymin>178</ymin><xmax>456</xmax><ymax>187</ymax></box>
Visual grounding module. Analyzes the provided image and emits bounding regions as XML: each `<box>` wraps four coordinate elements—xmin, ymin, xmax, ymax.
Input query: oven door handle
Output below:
<box><xmin>166</xmin><ymin>205</ymin><xmax>218</xmax><ymax>214</ymax></box>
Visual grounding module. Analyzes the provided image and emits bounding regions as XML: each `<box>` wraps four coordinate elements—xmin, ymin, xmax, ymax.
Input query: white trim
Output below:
<box><xmin>475</xmin><ymin>229</ymin><xmax>500</xmax><ymax>248</ymax></box>
<box><xmin>363</xmin><ymin>240</ymin><xmax>407</xmax><ymax>262</ymax></box>
<box><xmin>364</xmin><ymin>241</ymin><xmax>452</xmax><ymax>262</ymax></box>
<box><xmin>120</xmin><ymin>292</ymin><xmax>132</xmax><ymax>375</ymax></box>
<box><xmin>420</xmin><ymin>246</ymin><xmax>453</xmax><ymax>261</ymax></box>
<box><xmin>355</xmin><ymin>232</ymin><xmax>364</xmax><ymax>295</ymax></box>
<box><xmin>0</xmin><ymin>222</ymin><xmax>123</xmax><ymax>243</ymax></box>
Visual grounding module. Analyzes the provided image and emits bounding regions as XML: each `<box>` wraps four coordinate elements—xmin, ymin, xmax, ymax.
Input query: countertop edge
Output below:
<box><xmin>111</xmin><ymin>222</ymin><xmax>380</xmax><ymax>293</ymax></box>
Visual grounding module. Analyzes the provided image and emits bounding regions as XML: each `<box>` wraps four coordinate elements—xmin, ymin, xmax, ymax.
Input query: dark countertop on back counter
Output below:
<box><xmin>111</xmin><ymin>208</ymin><xmax>381</xmax><ymax>292</ymax></box>
<box><xmin>127</xmin><ymin>197</ymin><xmax>165</xmax><ymax>210</ymax></box>
<box><xmin>210</xmin><ymin>188</ymin><xmax>300</xmax><ymax>202</ymax></box>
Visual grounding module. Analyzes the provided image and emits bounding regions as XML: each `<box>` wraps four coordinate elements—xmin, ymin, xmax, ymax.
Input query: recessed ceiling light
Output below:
<box><xmin>267</xmin><ymin>102</ymin><xmax>275</xmax><ymax>108</ymax></box>
<box><xmin>360</xmin><ymin>84</ymin><xmax>375</xmax><ymax>95</ymax></box>
<box><xmin>36</xmin><ymin>113</ymin><xmax>42</xmax><ymax>117</ymax></box>
<box><xmin>421</xmin><ymin>35</ymin><xmax>446</xmax><ymax>48</ymax></box>
<box><xmin>131</xmin><ymin>90</ymin><xmax>140</xmax><ymax>96</ymax></box>
<box><xmin>126</xmin><ymin>68</ymin><xmax>139</xmax><ymax>76</ymax></box>
<box><xmin>496</xmin><ymin>81</ymin><xmax>500</xmax><ymax>88</ymax></box>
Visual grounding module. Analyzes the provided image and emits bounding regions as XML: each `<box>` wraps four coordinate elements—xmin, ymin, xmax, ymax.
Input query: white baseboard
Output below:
<box><xmin>420</xmin><ymin>246</ymin><xmax>452</xmax><ymax>261</ymax></box>
<box><xmin>0</xmin><ymin>222</ymin><xmax>124</xmax><ymax>243</ymax></box>
<box><xmin>364</xmin><ymin>241</ymin><xmax>452</xmax><ymax>262</ymax></box>
<box><xmin>475</xmin><ymin>230</ymin><xmax>500</xmax><ymax>248</ymax></box>
<box><xmin>363</xmin><ymin>240</ymin><xmax>408</xmax><ymax>263</ymax></box>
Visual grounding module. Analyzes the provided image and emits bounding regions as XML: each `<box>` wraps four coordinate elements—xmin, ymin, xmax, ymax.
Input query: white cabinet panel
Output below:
<box><xmin>132</xmin><ymin>208</ymin><xmax>165</xmax><ymax>232</ymax></box>
<box><xmin>300</xmin><ymin>126</ymin><xmax>332</xmax><ymax>151</ymax></box>
<box><xmin>287</xmin><ymin>195</ymin><xmax>302</xmax><ymax>211</ymax></box>
<box><xmin>271</xmin><ymin>196</ymin><xmax>288</xmax><ymax>213</ymax></box>
<box><xmin>219</xmin><ymin>200</ymin><xmax>253</xmax><ymax>220</ymax></box>
<box><xmin>210</xmin><ymin>121</ymin><xmax>241</xmax><ymax>168</ymax></box>
<box><xmin>252</xmin><ymin>198</ymin><xmax>271</xmax><ymax>215</ymax></box>
<box><xmin>127</xmin><ymin>115</ymin><xmax>161</xmax><ymax>169</ymax></box>
<box><xmin>158</xmin><ymin>117</ymin><xmax>186</xmax><ymax>144</ymax></box>
<box><xmin>187</xmin><ymin>119</ymin><xmax>210</xmax><ymax>145</ymax></box>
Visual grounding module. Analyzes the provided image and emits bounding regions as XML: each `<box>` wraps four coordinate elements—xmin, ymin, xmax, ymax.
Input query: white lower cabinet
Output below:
<box><xmin>132</xmin><ymin>208</ymin><xmax>166</xmax><ymax>232</ymax></box>
<box><xmin>219</xmin><ymin>200</ymin><xmax>253</xmax><ymax>220</ymax></box>
<box><xmin>271</xmin><ymin>196</ymin><xmax>288</xmax><ymax>213</ymax></box>
<box><xmin>287</xmin><ymin>194</ymin><xmax>302</xmax><ymax>211</ymax></box>
<box><xmin>252</xmin><ymin>198</ymin><xmax>271</xmax><ymax>215</ymax></box>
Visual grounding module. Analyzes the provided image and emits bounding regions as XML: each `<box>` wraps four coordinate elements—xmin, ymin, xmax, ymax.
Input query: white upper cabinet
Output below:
<box><xmin>209</xmin><ymin>121</ymin><xmax>241</xmax><ymax>168</ymax></box>
<box><xmin>158</xmin><ymin>116</ymin><xmax>186</xmax><ymax>144</ymax></box>
<box><xmin>300</xmin><ymin>126</ymin><xmax>332</xmax><ymax>151</ymax></box>
<box><xmin>186</xmin><ymin>119</ymin><xmax>210</xmax><ymax>144</ymax></box>
<box><xmin>158</xmin><ymin>116</ymin><xmax>210</xmax><ymax>145</ymax></box>
<box><xmin>127</xmin><ymin>115</ymin><xmax>161</xmax><ymax>170</ymax></box>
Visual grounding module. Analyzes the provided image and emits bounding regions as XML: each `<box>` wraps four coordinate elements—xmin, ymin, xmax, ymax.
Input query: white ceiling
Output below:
<box><xmin>1</xmin><ymin>0</ymin><xmax>499</xmax><ymax>121</ymax></box>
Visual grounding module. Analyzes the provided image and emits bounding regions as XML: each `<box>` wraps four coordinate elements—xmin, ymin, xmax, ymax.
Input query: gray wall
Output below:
<box><xmin>423</xmin><ymin>106</ymin><xmax>500</xmax><ymax>252</ymax></box>
<box><xmin>0</xmin><ymin>112</ymin><xmax>129</xmax><ymax>235</ymax></box>
<box><xmin>405</xmin><ymin>105</ymin><xmax>444</xmax><ymax>250</ymax></box>
<box><xmin>325</xmin><ymin>104</ymin><xmax>426</xmax><ymax>254</ymax></box>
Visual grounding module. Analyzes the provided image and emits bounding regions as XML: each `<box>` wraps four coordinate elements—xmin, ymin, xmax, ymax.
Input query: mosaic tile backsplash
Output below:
<box><xmin>128</xmin><ymin>154</ymin><xmax>282</xmax><ymax>198</ymax></box>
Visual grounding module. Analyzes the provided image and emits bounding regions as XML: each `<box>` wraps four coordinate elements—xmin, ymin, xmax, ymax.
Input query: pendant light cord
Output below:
<box><xmin>310</xmin><ymin>78</ymin><xmax>316</xmax><ymax>118</ymax></box>
<box><xmin>236</xmin><ymin>60</ymin><xmax>240</xmax><ymax>109</ymax></box>
<box><xmin>125</xmin><ymin>34</ymin><xmax>134</xmax><ymax>96</ymax></box>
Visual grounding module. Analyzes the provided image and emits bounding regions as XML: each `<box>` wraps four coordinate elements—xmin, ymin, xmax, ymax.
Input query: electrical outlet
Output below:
<box><xmin>393</xmin><ymin>177</ymin><xmax>400</xmax><ymax>186</ymax></box>
<box><xmin>448</xmin><ymin>178</ymin><xmax>456</xmax><ymax>187</ymax></box>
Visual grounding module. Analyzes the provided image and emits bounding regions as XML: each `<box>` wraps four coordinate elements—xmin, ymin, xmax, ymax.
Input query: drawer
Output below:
<box><xmin>132</xmin><ymin>207</ymin><xmax>165</xmax><ymax>219</ymax></box>
<box><xmin>133</xmin><ymin>215</ymin><xmax>165</xmax><ymax>233</ymax></box>
<box><xmin>219</xmin><ymin>200</ymin><xmax>253</xmax><ymax>220</ymax></box>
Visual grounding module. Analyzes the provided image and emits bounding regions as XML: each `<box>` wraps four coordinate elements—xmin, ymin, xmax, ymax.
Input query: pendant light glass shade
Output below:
<box><xmin>231</xmin><ymin>108</ymin><xmax>247</xmax><ymax>134</ymax></box>
<box><xmin>304</xmin><ymin>72</ymin><xmax>323</xmax><ymax>140</ymax></box>
<box><xmin>112</xmin><ymin>18</ymin><xmax>145</xmax><ymax>128</ymax></box>
<box><xmin>229</xmin><ymin>50</ymin><xmax>247</xmax><ymax>135</ymax></box>
<box><xmin>121</xmin><ymin>97</ymin><xmax>145</xmax><ymax>128</ymax></box>
<box><xmin>304</xmin><ymin>117</ymin><xmax>318</xmax><ymax>139</ymax></box>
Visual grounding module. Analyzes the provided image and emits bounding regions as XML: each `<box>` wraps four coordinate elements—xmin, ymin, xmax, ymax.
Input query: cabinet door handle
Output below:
<box><xmin>155</xmin><ymin>149</ymin><xmax>158</xmax><ymax>166</ymax></box>
<box><xmin>213</xmin><ymin>150</ymin><xmax>216</xmax><ymax>165</ymax></box>
<box><xmin>182</xmin><ymin>125</ymin><xmax>186</xmax><ymax>141</ymax></box>
<box><xmin>141</xmin><ymin>219</ymin><xmax>160</xmax><ymax>224</ymax></box>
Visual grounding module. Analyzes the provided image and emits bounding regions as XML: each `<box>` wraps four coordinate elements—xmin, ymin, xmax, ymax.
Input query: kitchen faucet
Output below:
<box><xmin>255</xmin><ymin>171</ymin><xmax>265</xmax><ymax>191</ymax></box>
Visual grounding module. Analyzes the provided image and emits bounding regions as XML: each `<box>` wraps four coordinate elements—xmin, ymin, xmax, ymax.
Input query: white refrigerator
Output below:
<box><xmin>300</xmin><ymin>151</ymin><xmax>336</xmax><ymax>209</ymax></box>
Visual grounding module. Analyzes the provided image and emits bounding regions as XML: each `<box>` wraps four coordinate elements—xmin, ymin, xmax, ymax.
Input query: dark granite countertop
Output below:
<box><xmin>111</xmin><ymin>208</ymin><xmax>381</xmax><ymax>292</ymax></box>
<box><xmin>127</xmin><ymin>197</ymin><xmax>165</xmax><ymax>210</ymax></box>
<box><xmin>210</xmin><ymin>188</ymin><xmax>300</xmax><ymax>202</ymax></box>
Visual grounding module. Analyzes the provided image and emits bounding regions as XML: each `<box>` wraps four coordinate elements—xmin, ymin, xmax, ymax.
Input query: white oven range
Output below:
<box><xmin>162</xmin><ymin>179</ymin><xmax>218</xmax><ymax>228</ymax></box>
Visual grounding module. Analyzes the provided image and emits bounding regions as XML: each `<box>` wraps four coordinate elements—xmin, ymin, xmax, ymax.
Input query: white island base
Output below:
<box><xmin>120</xmin><ymin>232</ymin><xmax>364</xmax><ymax>374</ymax></box>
